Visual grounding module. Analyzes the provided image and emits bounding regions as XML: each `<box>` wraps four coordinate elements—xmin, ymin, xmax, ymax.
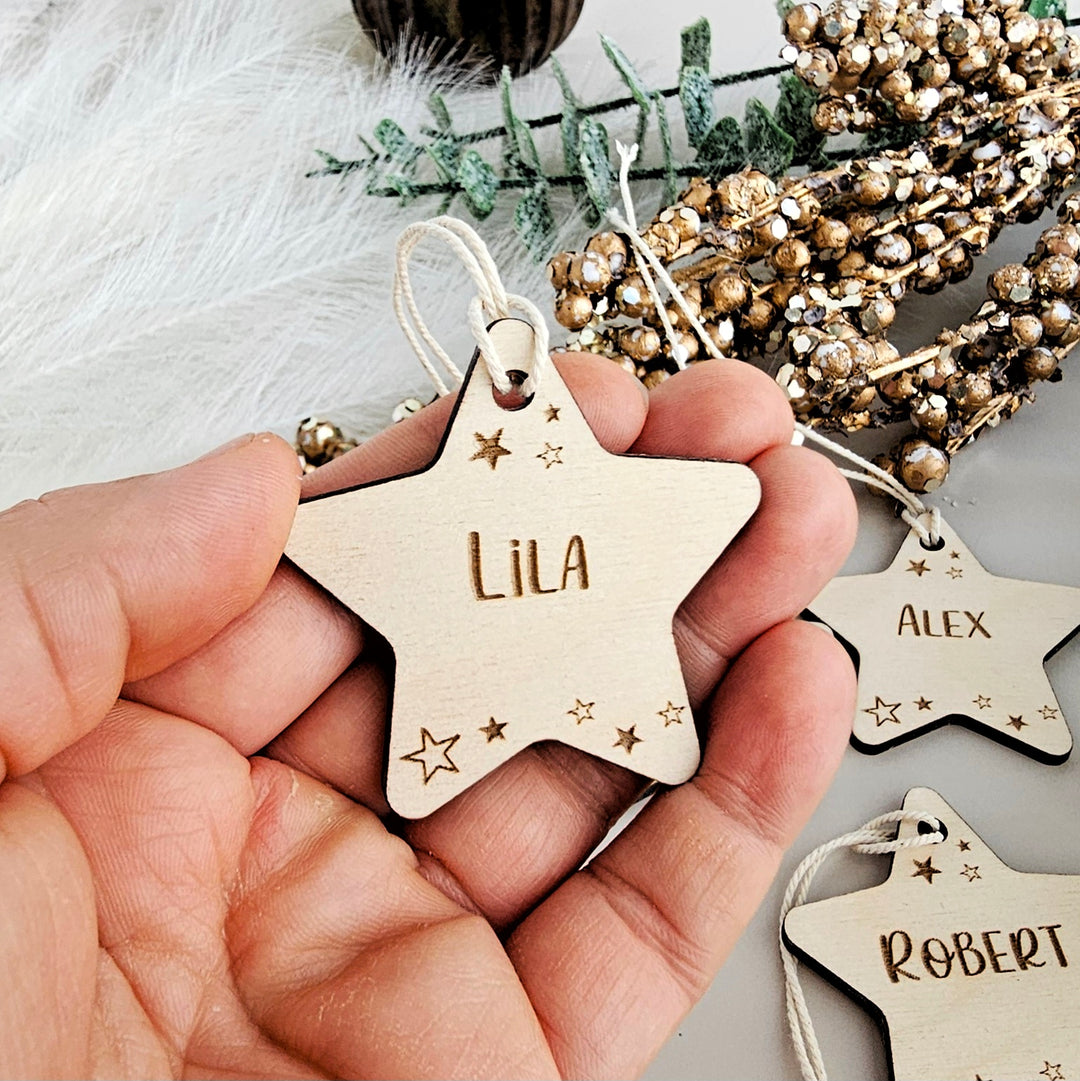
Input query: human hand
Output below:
<box><xmin>0</xmin><ymin>354</ymin><xmax>856</xmax><ymax>1080</ymax></box>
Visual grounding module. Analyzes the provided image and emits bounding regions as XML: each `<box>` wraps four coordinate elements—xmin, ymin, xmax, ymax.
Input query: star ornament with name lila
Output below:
<box><xmin>284</xmin><ymin>320</ymin><xmax>761</xmax><ymax>818</ymax></box>
<box><xmin>783</xmin><ymin>788</ymin><xmax>1080</xmax><ymax>1081</ymax></box>
<box><xmin>807</xmin><ymin>516</ymin><xmax>1080</xmax><ymax>762</ymax></box>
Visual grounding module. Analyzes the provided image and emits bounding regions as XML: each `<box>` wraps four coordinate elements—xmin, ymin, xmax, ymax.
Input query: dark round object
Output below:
<box><xmin>352</xmin><ymin>0</ymin><xmax>584</xmax><ymax>76</ymax></box>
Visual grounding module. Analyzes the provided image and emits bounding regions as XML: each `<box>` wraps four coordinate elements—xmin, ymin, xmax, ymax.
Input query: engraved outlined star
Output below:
<box><xmin>568</xmin><ymin>699</ymin><xmax>595</xmax><ymax>724</ymax></box>
<box><xmin>545</xmin><ymin>404</ymin><xmax>561</xmax><ymax>422</ymax></box>
<box><xmin>285</xmin><ymin>320</ymin><xmax>760</xmax><ymax>817</ymax></box>
<box><xmin>916</xmin><ymin>696</ymin><xmax>933</xmax><ymax>710</ymax></box>
<box><xmin>614</xmin><ymin>726</ymin><xmax>643</xmax><ymax>753</ymax></box>
<box><xmin>658</xmin><ymin>701</ymin><xmax>686</xmax><ymax>726</ymax></box>
<box><xmin>947</xmin><ymin>566</ymin><xmax>964</xmax><ymax>579</ymax></box>
<box><xmin>907</xmin><ymin>559</ymin><xmax>929</xmax><ymax>576</ymax></box>
<box><xmin>1008</xmin><ymin>715</ymin><xmax>1028</xmax><ymax>731</ymax></box>
<box><xmin>400</xmin><ymin>728</ymin><xmax>460</xmax><ymax>783</ymax></box>
<box><xmin>1041</xmin><ymin>1063</ymin><xmax>1065</xmax><ymax>1081</ymax></box>
<box><xmin>1042</xmin><ymin>705</ymin><xmax>1061</xmax><ymax>720</ymax></box>
<box><xmin>479</xmin><ymin>717</ymin><xmax>507</xmax><ymax>742</ymax></box>
<box><xmin>785</xmin><ymin>789</ymin><xmax>1080</xmax><ymax>1080</ymax></box>
<box><xmin>536</xmin><ymin>442</ymin><xmax>563</xmax><ymax>468</ymax></box>
<box><xmin>912</xmin><ymin>856</ymin><xmax>941</xmax><ymax>884</ymax></box>
<box><xmin>470</xmin><ymin>429</ymin><xmax>511</xmax><ymax>470</ymax></box>
<box><xmin>961</xmin><ymin>864</ymin><xmax>981</xmax><ymax>881</ymax></box>
<box><xmin>864</xmin><ymin>696</ymin><xmax>902</xmax><ymax>726</ymax></box>
<box><xmin>807</xmin><ymin>517</ymin><xmax>1080</xmax><ymax>762</ymax></box>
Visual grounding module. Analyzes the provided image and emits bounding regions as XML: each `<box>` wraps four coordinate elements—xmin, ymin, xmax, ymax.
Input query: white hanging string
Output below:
<box><xmin>606</xmin><ymin>143</ymin><xmax>942</xmax><ymax>547</ymax></box>
<box><xmin>393</xmin><ymin>216</ymin><xmax>551</xmax><ymax>397</ymax></box>
<box><xmin>779</xmin><ymin>810</ymin><xmax>946</xmax><ymax>1081</ymax></box>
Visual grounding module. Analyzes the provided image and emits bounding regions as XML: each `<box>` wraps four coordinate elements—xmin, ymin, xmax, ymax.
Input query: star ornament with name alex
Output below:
<box><xmin>284</xmin><ymin>320</ymin><xmax>761</xmax><ymax>818</ymax></box>
<box><xmin>783</xmin><ymin>788</ymin><xmax>1080</xmax><ymax>1081</ymax></box>
<box><xmin>807</xmin><ymin>517</ymin><xmax>1080</xmax><ymax>762</ymax></box>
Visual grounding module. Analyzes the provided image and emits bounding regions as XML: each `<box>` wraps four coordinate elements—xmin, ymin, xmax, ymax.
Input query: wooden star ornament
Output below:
<box><xmin>784</xmin><ymin>788</ymin><xmax>1080</xmax><ymax>1081</ymax></box>
<box><xmin>284</xmin><ymin>320</ymin><xmax>761</xmax><ymax>818</ymax></box>
<box><xmin>808</xmin><ymin>516</ymin><xmax>1080</xmax><ymax>762</ymax></box>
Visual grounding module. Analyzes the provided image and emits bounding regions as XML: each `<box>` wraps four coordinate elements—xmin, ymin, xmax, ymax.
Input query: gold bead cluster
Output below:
<box><xmin>783</xmin><ymin>0</ymin><xmax>1080</xmax><ymax>136</ymax></box>
<box><xmin>293</xmin><ymin>398</ymin><xmax>425</xmax><ymax>472</ymax></box>
<box><xmin>549</xmin><ymin>0</ymin><xmax>1080</xmax><ymax>491</ymax></box>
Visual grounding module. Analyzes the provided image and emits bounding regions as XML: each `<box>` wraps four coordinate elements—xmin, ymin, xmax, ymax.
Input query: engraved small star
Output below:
<box><xmin>784</xmin><ymin>789</ymin><xmax>1080</xmax><ymax>1080</ymax></box>
<box><xmin>285</xmin><ymin>319</ymin><xmax>760</xmax><ymax>817</ymax></box>
<box><xmin>809</xmin><ymin>517</ymin><xmax>1080</xmax><ymax>761</ymax></box>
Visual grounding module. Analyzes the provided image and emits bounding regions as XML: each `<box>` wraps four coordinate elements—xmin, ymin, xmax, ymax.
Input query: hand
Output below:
<box><xmin>0</xmin><ymin>355</ymin><xmax>856</xmax><ymax>1080</ymax></box>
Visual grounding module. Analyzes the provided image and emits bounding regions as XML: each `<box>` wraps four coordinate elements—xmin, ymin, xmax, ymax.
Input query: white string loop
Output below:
<box><xmin>779</xmin><ymin>810</ymin><xmax>946</xmax><ymax>1081</ymax></box>
<box><xmin>606</xmin><ymin>143</ymin><xmax>941</xmax><ymax>546</ymax></box>
<box><xmin>393</xmin><ymin>216</ymin><xmax>550</xmax><ymax>397</ymax></box>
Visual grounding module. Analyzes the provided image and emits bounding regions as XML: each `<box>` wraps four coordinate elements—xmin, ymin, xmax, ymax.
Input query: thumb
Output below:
<box><xmin>0</xmin><ymin>433</ymin><xmax>300</xmax><ymax>782</ymax></box>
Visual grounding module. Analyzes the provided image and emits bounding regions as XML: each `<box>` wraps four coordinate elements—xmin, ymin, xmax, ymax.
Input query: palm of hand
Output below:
<box><xmin>1</xmin><ymin>357</ymin><xmax>855</xmax><ymax>1080</ymax></box>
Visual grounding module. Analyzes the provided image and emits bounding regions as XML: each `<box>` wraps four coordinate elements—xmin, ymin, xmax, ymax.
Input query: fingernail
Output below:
<box><xmin>196</xmin><ymin>433</ymin><xmax>255</xmax><ymax>461</ymax></box>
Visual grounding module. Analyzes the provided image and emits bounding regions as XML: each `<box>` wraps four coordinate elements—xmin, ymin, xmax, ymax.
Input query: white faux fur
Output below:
<box><xmin>0</xmin><ymin>0</ymin><xmax>594</xmax><ymax>505</ymax></box>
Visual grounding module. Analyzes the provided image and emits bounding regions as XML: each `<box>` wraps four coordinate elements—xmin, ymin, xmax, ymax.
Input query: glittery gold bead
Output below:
<box><xmin>666</xmin><ymin>329</ymin><xmax>699</xmax><ymax>364</ymax></box>
<box><xmin>554</xmin><ymin>288</ymin><xmax>594</xmax><ymax>330</ymax></box>
<box><xmin>392</xmin><ymin>397</ymin><xmax>425</xmax><ymax>423</ymax></box>
<box><xmin>854</xmin><ymin>172</ymin><xmax>892</xmax><ymax>207</ymax></box>
<box><xmin>1011</xmin><ymin>313</ymin><xmax>1044</xmax><ymax>347</ymax></box>
<box><xmin>297</xmin><ymin>417</ymin><xmax>344</xmax><ymax>464</ymax></box>
<box><xmin>812</xmin><ymin>217</ymin><xmax>852</xmax><ymax>253</ymax></box>
<box><xmin>618</xmin><ymin>325</ymin><xmax>661</xmax><ymax>363</ymax></box>
<box><xmin>546</xmin><ymin>252</ymin><xmax>572</xmax><ymax>291</ymax></box>
<box><xmin>879</xmin><ymin>70</ymin><xmax>913</xmax><ymax>102</ymax></box>
<box><xmin>911</xmin><ymin>392</ymin><xmax>950</xmax><ymax>432</ymax></box>
<box><xmin>1004</xmin><ymin>11</ymin><xmax>1039</xmax><ymax>50</ymax></box>
<box><xmin>707</xmin><ymin>271</ymin><xmax>750</xmax><ymax>314</ymax></box>
<box><xmin>813</xmin><ymin>99</ymin><xmax>852</xmax><ymax>135</ymax></box>
<box><xmin>682</xmin><ymin>179</ymin><xmax>714</xmax><ymax>214</ymax></box>
<box><xmin>771</xmin><ymin>237</ymin><xmax>812</xmax><ymax>276</ymax></box>
<box><xmin>795</xmin><ymin>46</ymin><xmax>839</xmax><ymax>89</ymax></box>
<box><xmin>660</xmin><ymin>205</ymin><xmax>702</xmax><ymax>243</ymax></box>
<box><xmin>861</xmin><ymin>296</ymin><xmax>896</xmax><ymax>334</ymax></box>
<box><xmin>643</xmin><ymin>221</ymin><xmax>680</xmax><ymax>260</ymax></box>
<box><xmin>836</xmin><ymin>41</ymin><xmax>872</xmax><ymax>75</ymax></box>
<box><xmin>988</xmin><ymin>263</ymin><xmax>1035</xmax><ymax>303</ymax></box>
<box><xmin>1023</xmin><ymin>346</ymin><xmax>1059</xmax><ymax>381</ymax></box>
<box><xmin>947</xmin><ymin>372</ymin><xmax>994</xmax><ymax>412</ymax></box>
<box><xmin>837</xmin><ymin>250</ymin><xmax>868</xmax><ymax>278</ymax></box>
<box><xmin>848</xmin><ymin>336</ymin><xmax>877</xmax><ymax>373</ymax></box>
<box><xmin>880</xmin><ymin>371</ymin><xmax>917</xmax><ymax>404</ymax></box>
<box><xmin>917</xmin><ymin>53</ymin><xmax>952</xmax><ymax>88</ymax></box>
<box><xmin>614</xmin><ymin>275</ymin><xmax>652</xmax><ymax>318</ymax></box>
<box><xmin>569</xmin><ymin>251</ymin><xmax>613</xmax><ymax>294</ymax></box>
<box><xmin>1037</xmin><ymin>225</ymin><xmax>1080</xmax><ymax>260</ymax></box>
<box><xmin>744</xmin><ymin>297</ymin><xmax>776</xmax><ymax>334</ymax></box>
<box><xmin>1034</xmin><ymin>255</ymin><xmax>1080</xmax><ymax>296</ymax></box>
<box><xmin>784</xmin><ymin>2</ymin><xmax>822</xmax><ymax>44</ymax></box>
<box><xmin>752</xmin><ymin>214</ymin><xmax>790</xmax><ymax>250</ymax></box>
<box><xmin>1042</xmin><ymin>299</ymin><xmax>1079</xmax><ymax>340</ymax></box>
<box><xmin>897</xmin><ymin>437</ymin><xmax>950</xmax><ymax>492</ymax></box>
<box><xmin>585</xmin><ymin>231</ymin><xmax>628</xmax><ymax>276</ymax></box>
<box><xmin>918</xmin><ymin>349</ymin><xmax>957</xmax><ymax>389</ymax></box>
<box><xmin>873</xmin><ymin>233</ymin><xmax>913</xmax><ymax>268</ymax></box>
<box><xmin>940</xmin><ymin>245</ymin><xmax>974</xmax><ymax>281</ymax></box>
<box><xmin>812</xmin><ymin>339</ymin><xmax>854</xmax><ymax>379</ymax></box>
<box><xmin>328</xmin><ymin>438</ymin><xmax>358</xmax><ymax>459</ymax></box>
<box><xmin>820</xmin><ymin>4</ymin><xmax>858</xmax><ymax>43</ymax></box>
<box><xmin>868</xmin><ymin>452</ymin><xmax>899</xmax><ymax>497</ymax></box>
<box><xmin>642</xmin><ymin>368</ymin><xmax>671</xmax><ymax>390</ymax></box>
<box><xmin>906</xmin><ymin>12</ymin><xmax>939</xmax><ymax>51</ymax></box>
<box><xmin>912</xmin><ymin>222</ymin><xmax>946</xmax><ymax>253</ymax></box>
<box><xmin>612</xmin><ymin>354</ymin><xmax>638</xmax><ymax>378</ymax></box>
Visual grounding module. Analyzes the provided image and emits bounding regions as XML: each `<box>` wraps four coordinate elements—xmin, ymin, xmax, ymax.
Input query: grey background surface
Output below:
<box><xmin>533</xmin><ymin>1</ymin><xmax>1080</xmax><ymax>1078</ymax></box>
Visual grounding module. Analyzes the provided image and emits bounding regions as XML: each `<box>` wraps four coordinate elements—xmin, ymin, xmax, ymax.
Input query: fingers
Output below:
<box><xmin>230</xmin><ymin>758</ymin><xmax>560</xmax><ymax>1080</ymax></box>
<box><xmin>0</xmin><ymin>435</ymin><xmax>300</xmax><ymax>780</ymax></box>
<box><xmin>675</xmin><ymin>441</ymin><xmax>858</xmax><ymax>705</ymax></box>
<box><xmin>506</xmin><ymin>619</ymin><xmax>856</xmax><ymax>1079</ymax></box>
<box><xmin>0</xmin><ymin>783</ymin><xmax>97</xmax><ymax>1078</ymax></box>
<box><xmin>132</xmin><ymin>353</ymin><xmax>650</xmax><ymax>755</ymax></box>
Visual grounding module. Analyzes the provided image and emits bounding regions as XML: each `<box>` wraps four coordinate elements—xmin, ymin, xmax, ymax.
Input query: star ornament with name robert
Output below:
<box><xmin>284</xmin><ymin>320</ymin><xmax>761</xmax><ymax>818</ymax></box>
<box><xmin>807</xmin><ymin>516</ymin><xmax>1080</xmax><ymax>762</ymax></box>
<box><xmin>783</xmin><ymin>788</ymin><xmax>1080</xmax><ymax>1081</ymax></box>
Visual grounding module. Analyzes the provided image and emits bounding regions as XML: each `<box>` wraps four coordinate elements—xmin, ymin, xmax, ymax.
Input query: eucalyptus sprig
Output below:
<box><xmin>309</xmin><ymin>19</ymin><xmax>912</xmax><ymax>260</ymax></box>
